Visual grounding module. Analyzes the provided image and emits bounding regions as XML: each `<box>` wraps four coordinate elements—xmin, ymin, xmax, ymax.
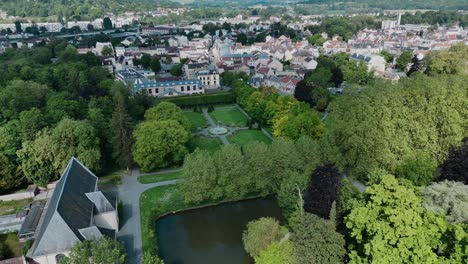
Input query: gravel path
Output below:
<box><xmin>116</xmin><ymin>168</ymin><xmax>180</xmax><ymax>264</ymax></box>
<box><xmin>202</xmin><ymin>109</ymin><xmax>230</xmax><ymax>145</ymax></box>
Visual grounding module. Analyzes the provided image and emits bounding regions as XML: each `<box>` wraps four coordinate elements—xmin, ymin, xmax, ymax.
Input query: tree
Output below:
<box><xmin>181</xmin><ymin>149</ymin><xmax>219</xmax><ymax>203</ymax></box>
<box><xmin>327</xmin><ymin>74</ymin><xmax>467</xmax><ymax>179</ymax></box>
<box><xmin>103</xmin><ymin>17</ymin><xmax>113</xmax><ymax>30</ymax></box>
<box><xmin>150</xmin><ymin>56</ymin><xmax>161</xmax><ymax>74</ymax></box>
<box><xmin>111</xmin><ymin>95</ymin><xmax>133</xmax><ymax>169</ymax></box>
<box><xmin>142</xmin><ymin>252</ymin><xmax>164</xmax><ymax>264</ymax></box>
<box><xmin>303</xmin><ymin>164</ymin><xmax>341</xmax><ymax>220</ymax></box>
<box><xmin>255</xmin><ymin>240</ymin><xmax>296</xmax><ymax>264</ymax></box>
<box><xmin>140</xmin><ymin>54</ymin><xmax>151</xmax><ymax>69</ymax></box>
<box><xmin>170</xmin><ymin>63</ymin><xmax>183</xmax><ymax>76</ymax></box>
<box><xmin>0</xmin><ymin>80</ymin><xmax>50</xmax><ymax>120</ymax></box>
<box><xmin>14</xmin><ymin>21</ymin><xmax>22</xmax><ymax>33</ymax></box>
<box><xmin>345</xmin><ymin>174</ymin><xmax>450</xmax><ymax>263</ymax></box>
<box><xmin>242</xmin><ymin>217</ymin><xmax>284</xmax><ymax>258</ymax></box>
<box><xmin>0</xmin><ymin>122</ymin><xmax>25</xmax><ymax>192</ymax></box>
<box><xmin>396</xmin><ymin>50</ymin><xmax>413</xmax><ymax>71</ymax></box>
<box><xmin>60</xmin><ymin>236</ymin><xmax>125</xmax><ymax>264</ymax></box>
<box><xmin>396</xmin><ymin>151</ymin><xmax>436</xmax><ymax>186</ymax></box>
<box><xmin>423</xmin><ymin>180</ymin><xmax>468</xmax><ymax>224</ymax></box>
<box><xmin>290</xmin><ymin>212</ymin><xmax>346</xmax><ymax>264</ymax></box>
<box><xmin>272</xmin><ymin>109</ymin><xmax>326</xmax><ymax>141</ymax></box>
<box><xmin>101</xmin><ymin>45</ymin><xmax>113</xmax><ymax>57</ymax></box>
<box><xmin>439</xmin><ymin>138</ymin><xmax>467</xmax><ymax>184</ymax></box>
<box><xmin>18</xmin><ymin>118</ymin><xmax>101</xmax><ymax>186</ymax></box>
<box><xmin>144</xmin><ymin>102</ymin><xmax>190</xmax><ymax>132</ymax></box>
<box><xmin>133</xmin><ymin>120</ymin><xmax>190</xmax><ymax>172</ymax></box>
<box><xmin>307</xmin><ymin>34</ymin><xmax>326</xmax><ymax>46</ymax></box>
<box><xmin>237</xmin><ymin>33</ymin><xmax>248</xmax><ymax>45</ymax></box>
<box><xmin>425</xmin><ymin>43</ymin><xmax>467</xmax><ymax>76</ymax></box>
<box><xmin>18</xmin><ymin>108</ymin><xmax>47</xmax><ymax>141</ymax></box>
<box><xmin>380</xmin><ymin>50</ymin><xmax>395</xmax><ymax>63</ymax></box>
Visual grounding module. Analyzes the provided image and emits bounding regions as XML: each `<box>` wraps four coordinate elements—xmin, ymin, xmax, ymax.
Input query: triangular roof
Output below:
<box><xmin>29</xmin><ymin>158</ymin><xmax>98</xmax><ymax>257</ymax></box>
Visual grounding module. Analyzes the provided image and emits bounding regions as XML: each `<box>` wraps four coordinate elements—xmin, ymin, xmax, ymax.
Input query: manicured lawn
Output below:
<box><xmin>183</xmin><ymin>111</ymin><xmax>207</xmax><ymax>131</ymax></box>
<box><xmin>140</xmin><ymin>185</ymin><xmax>186</xmax><ymax>254</ymax></box>
<box><xmin>0</xmin><ymin>233</ymin><xmax>23</xmax><ymax>258</ymax></box>
<box><xmin>138</xmin><ymin>170</ymin><xmax>184</xmax><ymax>184</ymax></box>
<box><xmin>210</xmin><ymin>106</ymin><xmax>248</xmax><ymax>127</ymax></box>
<box><xmin>228</xmin><ymin>130</ymin><xmax>272</xmax><ymax>146</ymax></box>
<box><xmin>98</xmin><ymin>170</ymin><xmax>124</xmax><ymax>186</ymax></box>
<box><xmin>188</xmin><ymin>136</ymin><xmax>222</xmax><ymax>153</ymax></box>
<box><xmin>0</xmin><ymin>199</ymin><xmax>33</xmax><ymax>216</ymax></box>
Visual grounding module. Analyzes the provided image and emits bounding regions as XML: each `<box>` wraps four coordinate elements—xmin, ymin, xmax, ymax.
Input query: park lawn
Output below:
<box><xmin>138</xmin><ymin>170</ymin><xmax>184</xmax><ymax>184</ymax></box>
<box><xmin>183</xmin><ymin>111</ymin><xmax>207</xmax><ymax>131</ymax></box>
<box><xmin>210</xmin><ymin>106</ymin><xmax>248</xmax><ymax>127</ymax></box>
<box><xmin>0</xmin><ymin>233</ymin><xmax>23</xmax><ymax>258</ymax></box>
<box><xmin>188</xmin><ymin>136</ymin><xmax>222</xmax><ymax>153</ymax></box>
<box><xmin>0</xmin><ymin>198</ymin><xmax>33</xmax><ymax>216</ymax></box>
<box><xmin>228</xmin><ymin>130</ymin><xmax>272</xmax><ymax>146</ymax></box>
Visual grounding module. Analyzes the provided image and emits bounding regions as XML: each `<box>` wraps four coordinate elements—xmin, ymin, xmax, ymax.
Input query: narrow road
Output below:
<box><xmin>116</xmin><ymin>169</ymin><xmax>180</xmax><ymax>264</ymax></box>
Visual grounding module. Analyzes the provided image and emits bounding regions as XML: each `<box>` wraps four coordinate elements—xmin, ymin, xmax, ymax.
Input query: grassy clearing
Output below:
<box><xmin>228</xmin><ymin>130</ymin><xmax>272</xmax><ymax>146</ymax></box>
<box><xmin>138</xmin><ymin>171</ymin><xmax>184</xmax><ymax>184</ymax></box>
<box><xmin>183</xmin><ymin>111</ymin><xmax>207</xmax><ymax>131</ymax></box>
<box><xmin>188</xmin><ymin>136</ymin><xmax>222</xmax><ymax>153</ymax></box>
<box><xmin>0</xmin><ymin>233</ymin><xmax>23</xmax><ymax>258</ymax></box>
<box><xmin>98</xmin><ymin>170</ymin><xmax>124</xmax><ymax>186</ymax></box>
<box><xmin>0</xmin><ymin>199</ymin><xmax>32</xmax><ymax>216</ymax></box>
<box><xmin>210</xmin><ymin>106</ymin><xmax>248</xmax><ymax>127</ymax></box>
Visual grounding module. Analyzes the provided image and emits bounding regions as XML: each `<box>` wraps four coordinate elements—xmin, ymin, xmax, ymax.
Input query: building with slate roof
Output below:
<box><xmin>116</xmin><ymin>68</ymin><xmax>205</xmax><ymax>97</ymax></box>
<box><xmin>27</xmin><ymin>158</ymin><xmax>118</xmax><ymax>264</ymax></box>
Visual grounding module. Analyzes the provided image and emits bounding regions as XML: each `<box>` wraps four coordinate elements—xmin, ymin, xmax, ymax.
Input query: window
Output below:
<box><xmin>187</xmin><ymin>86</ymin><xmax>191</xmax><ymax>91</ymax></box>
<box><xmin>181</xmin><ymin>86</ymin><xmax>184</xmax><ymax>91</ymax></box>
<box><xmin>199</xmin><ymin>86</ymin><xmax>202</xmax><ymax>90</ymax></box>
<box><xmin>155</xmin><ymin>88</ymin><xmax>159</xmax><ymax>93</ymax></box>
<box><xmin>193</xmin><ymin>85</ymin><xmax>196</xmax><ymax>89</ymax></box>
<box><xmin>148</xmin><ymin>89</ymin><xmax>153</xmax><ymax>94</ymax></box>
<box><xmin>214</xmin><ymin>81</ymin><xmax>217</xmax><ymax>85</ymax></box>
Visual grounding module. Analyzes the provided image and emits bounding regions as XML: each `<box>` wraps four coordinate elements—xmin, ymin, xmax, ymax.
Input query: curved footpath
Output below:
<box><xmin>116</xmin><ymin>168</ymin><xmax>181</xmax><ymax>264</ymax></box>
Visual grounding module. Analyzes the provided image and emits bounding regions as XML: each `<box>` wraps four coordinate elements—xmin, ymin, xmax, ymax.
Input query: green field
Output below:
<box><xmin>228</xmin><ymin>130</ymin><xmax>272</xmax><ymax>146</ymax></box>
<box><xmin>138</xmin><ymin>170</ymin><xmax>184</xmax><ymax>184</ymax></box>
<box><xmin>210</xmin><ymin>106</ymin><xmax>248</xmax><ymax>127</ymax></box>
<box><xmin>188</xmin><ymin>136</ymin><xmax>222</xmax><ymax>153</ymax></box>
<box><xmin>183</xmin><ymin>111</ymin><xmax>207</xmax><ymax>131</ymax></box>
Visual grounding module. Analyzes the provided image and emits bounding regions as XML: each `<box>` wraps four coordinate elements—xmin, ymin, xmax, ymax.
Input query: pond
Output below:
<box><xmin>155</xmin><ymin>196</ymin><xmax>284</xmax><ymax>264</ymax></box>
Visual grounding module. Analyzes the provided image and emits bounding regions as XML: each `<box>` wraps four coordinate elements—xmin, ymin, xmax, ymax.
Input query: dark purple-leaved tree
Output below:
<box><xmin>439</xmin><ymin>138</ymin><xmax>467</xmax><ymax>184</ymax></box>
<box><xmin>303</xmin><ymin>163</ymin><xmax>341</xmax><ymax>220</ymax></box>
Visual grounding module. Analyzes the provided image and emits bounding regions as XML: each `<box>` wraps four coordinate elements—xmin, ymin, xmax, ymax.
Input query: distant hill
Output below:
<box><xmin>300</xmin><ymin>0</ymin><xmax>467</xmax><ymax>11</ymax></box>
<box><xmin>1</xmin><ymin>0</ymin><xmax>182</xmax><ymax>18</ymax></box>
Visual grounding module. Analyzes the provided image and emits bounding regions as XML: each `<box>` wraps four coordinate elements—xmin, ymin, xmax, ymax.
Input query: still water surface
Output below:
<box><xmin>156</xmin><ymin>196</ymin><xmax>284</xmax><ymax>264</ymax></box>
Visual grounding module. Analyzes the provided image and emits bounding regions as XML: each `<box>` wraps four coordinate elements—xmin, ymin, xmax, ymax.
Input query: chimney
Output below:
<box><xmin>397</xmin><ymin>13</ymin><xmax>402</xmax><ymax>26</ymax></box>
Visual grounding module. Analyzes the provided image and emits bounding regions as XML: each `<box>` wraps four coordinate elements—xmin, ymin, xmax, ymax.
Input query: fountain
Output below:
<box><xmin>208</xmin><ymin>125</ymin><xmax>229</xmax><ymax>135</ymax></box>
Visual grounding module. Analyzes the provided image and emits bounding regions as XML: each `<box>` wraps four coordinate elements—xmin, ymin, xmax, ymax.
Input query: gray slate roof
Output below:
<box><xmin>29</xmin><ymin>157</ymin><xmax>98</xmax><ymax>257</ymax></box>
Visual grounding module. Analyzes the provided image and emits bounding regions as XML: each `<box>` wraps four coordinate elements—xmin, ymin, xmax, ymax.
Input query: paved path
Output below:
<box><xmin>117</xmin><ymin>168</ymin><xmax>180</xmax><ymax>264</ymax></box>
<box><xmin>202</xmin><ymin>109</ymin><xmax>230</xmax><ymax>145</ymax></box>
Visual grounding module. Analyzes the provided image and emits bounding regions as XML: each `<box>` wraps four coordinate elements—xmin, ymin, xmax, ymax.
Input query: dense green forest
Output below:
<box><xmin>0</xmin><ymin>0</ymin><xmax>180</xmax><ymax>19</ymax></box>
<box><xmin>0</xmin><ymin>42</ymin><xmax>156</xmax><ymax>191</ymax></box>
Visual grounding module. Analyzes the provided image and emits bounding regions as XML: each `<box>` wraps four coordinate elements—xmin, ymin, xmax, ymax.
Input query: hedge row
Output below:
<box><xmin>161</xmin><ymin>92</ymin><xmax>236</xmax><ymax>107</ymax></box>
